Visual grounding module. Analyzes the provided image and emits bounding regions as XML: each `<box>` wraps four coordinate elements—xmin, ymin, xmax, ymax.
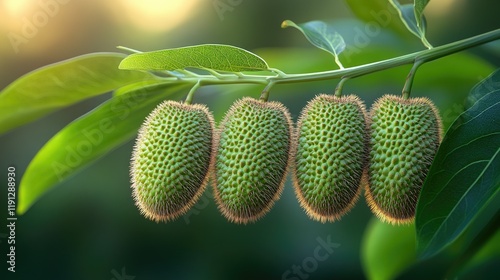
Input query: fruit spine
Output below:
<box><xmin>131</xmin><ymin>100</ymin><xmax>215</xmax><ymax>222</ymax></box>
<box><xmin>366</xmin><ymin>95</ymin><xmax>442</xmax><ymax>224</ymax></box>
<box><xmin>293</xmin><ymin>94</ymin><xmax>368</xmax><ymax>222</ymax></box>
<box><xmin>213</xmin><ymin>97</ymin><xmax>293</xmax><ymax>224</ymax></box>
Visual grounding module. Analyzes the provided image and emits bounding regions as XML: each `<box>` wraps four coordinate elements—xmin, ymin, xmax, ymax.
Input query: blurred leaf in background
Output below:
<box><xmin>361</xmin><ymin>219</ymin><xmax>416</xmax><ymax>280</ymax></box>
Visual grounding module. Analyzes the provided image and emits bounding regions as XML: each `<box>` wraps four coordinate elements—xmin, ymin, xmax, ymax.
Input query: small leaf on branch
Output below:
<box><xmin>119</xmin><ymin>44</ymin><xmax>269</xmax><ymax>73</ymax></box>
<box><xmin>281</xmin><ymin>20</ymin><xmax>346</xmax><ymax>69</ymax></box>
<box><xmin>389</xmin><ymin>0</ymin><xmax>432</xmax><ymax>48</ymax></box>
<box><xmin>414</xmin><ymin>0</ymin><xmax>430</xmax><ymax>33</ymax></box>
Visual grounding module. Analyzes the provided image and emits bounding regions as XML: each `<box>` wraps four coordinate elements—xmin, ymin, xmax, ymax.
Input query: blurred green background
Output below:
<box><xmin>0</xmin><ymin>0</ymin><xmax>499</xmax><ymax>279</ymax></box>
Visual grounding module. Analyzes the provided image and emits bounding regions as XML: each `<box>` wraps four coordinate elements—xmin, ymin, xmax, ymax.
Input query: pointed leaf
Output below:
<box><xmin>17</xmin><ymin>82</ymin><xmax>190</xmax><ymax>214</ymax></box>
<box><xmin>0</xmin><ymin>53</ymin><xmax>156</xmax><ymax>135</ymax></box>
<box><xmin>414</xmin><ymin>0</ymin><xmax>430</xmax><ymax>33</ymax></box>
<box><xmin>281</xmin><ymin>20</ymin><xmax>346</xmax><ymax>68</ymax></box>
<box><xmin>344</xmin><ymin>0</ymin><xmax>415</xmax><ymax>38</ymax></box>
<box><xmin>362</xmin><ymin>219</ymin><xmax>417</xmax><ymax>280</ymax></box>
<box><xmin>119</xmin><ymin>44</ymin><xmax>269</xmax><ymax>72</ymax></box>
<box><xmin>416</xmin><ymin>69</ymin><xmax>500</xmax><ymax>258</ymax></box>
<box><xmin>389</xmin><ymin>0</ymin><xmax>432</xmax><ymax>48</ymax></box>
<box><xmin>392</xmin><ymin>2</ymin><xmax>421</xmax><ymax>36</ymax></box>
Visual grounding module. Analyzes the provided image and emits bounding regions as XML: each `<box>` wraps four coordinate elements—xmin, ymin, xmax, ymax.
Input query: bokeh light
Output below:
<box><xmin>109</xmin><ymin>0</ymin><xmax>201</xmax><ymax>33</ymax></box>
<box><xmin>2</xmin><ymin>0</ymin><xmax>32</xmax><ymax>16</ymax></box>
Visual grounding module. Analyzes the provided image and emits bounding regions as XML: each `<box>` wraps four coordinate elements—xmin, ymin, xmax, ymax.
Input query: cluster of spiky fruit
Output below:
<box><xmin>130</xmin><ymin>94</ymin><xmax>441</xmax><ymax>225</ymax></box>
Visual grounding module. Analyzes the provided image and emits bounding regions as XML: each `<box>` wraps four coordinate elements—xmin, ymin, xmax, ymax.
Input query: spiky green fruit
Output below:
<box><xmin>213</xmin><ymin>97</ymin><xmax>292</xmax><ymax>224</ymax></box>
<box><xmin>366</xmin><ymin>95</ymin><xmax>442</xmax><ymax>224</ymax></box>
<box><xmin>293</xmin><ymin>94</ymin><xmax>368</xmax><ymax>223</ymax></box>
<box><xmin>131</xmin><ymin>101</ymin><xmax>215</xmax><ymax>222</ymax></box>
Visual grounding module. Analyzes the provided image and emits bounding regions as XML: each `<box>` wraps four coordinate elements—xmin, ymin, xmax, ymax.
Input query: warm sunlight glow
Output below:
<box><xmin>3</xmin><ymin>0</ymin><xmax>32</xmax><ymax>16</ymax></box>
<box><xmin>116</xmin><ymin>0</ymin><xmax>200</xmax><ymax>33</ymax></box>
<box><xmin>425</xmin><ymin>0</ymin><xmax>465</xmax><ymax>18</ymax></box>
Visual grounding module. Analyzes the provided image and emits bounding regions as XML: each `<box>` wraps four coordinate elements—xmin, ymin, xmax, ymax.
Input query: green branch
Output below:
<box><xmin>160</xmin><ymin>29</ymin><xmax>500</xmax><ymax>89</ymax></box>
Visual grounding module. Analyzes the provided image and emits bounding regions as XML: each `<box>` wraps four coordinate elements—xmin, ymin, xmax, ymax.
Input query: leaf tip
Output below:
<box><xmin>118</xmin><ymin>58</ymin><xmax>131</xmax><ymax>70</ymax></box>
<box><xmin>16</xmin><ymin>198</ymin><xmax>29</xmax><ymax>216</ymax></box>
<box><xmin>16</xmin><ymin>205</ymin><xmax>27</xmax><ymax>215</ymax></box>
<box><xmin>16</xmin><ymin>182</ymin><xmax>32</xmax><ymax>215</ymax></box>
<box><xmin>281</xmin><ymin>20</ymin><xmax>292</xmax><ymax>29</ymax></box>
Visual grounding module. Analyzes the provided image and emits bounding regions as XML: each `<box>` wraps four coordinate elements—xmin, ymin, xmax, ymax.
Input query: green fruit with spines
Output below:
<box><xmin>293</xmin><ymin>94</ymin><xmax>368</xmax><ymax>223</ymax></box>
<box><xmin>366</xmin><ymin>95</ymin><xmax>442</xmax><ymax>225</ymax></box>
<box><xmin>213</xmin><ymin>97</ymin><xmax>293</xmax><ymax>224</ymax></box>
<box><xmin>131</xmin><ymin>100</ymin><xmax>215</xmax><ymax>222</ymax></box>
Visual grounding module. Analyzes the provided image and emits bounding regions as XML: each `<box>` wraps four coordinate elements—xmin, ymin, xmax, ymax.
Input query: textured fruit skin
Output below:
<box><xmin>293</xmin><ymin>94</ymin><xmax>368</xmax><ymax>223</ymax></box>
<box><xmin>366</xmin><ymin>95</ymin><xmax>442</xmax><ymax>224</ymax></box>
<box><xmin>213</xmin><ymin>97</ymin><xmax>292</xmax><ymax>224</ymax></box>
<box><xmin>131</xmin><ymin>101</ymin><xmax>215</xmax><ymax>222</ymax></box>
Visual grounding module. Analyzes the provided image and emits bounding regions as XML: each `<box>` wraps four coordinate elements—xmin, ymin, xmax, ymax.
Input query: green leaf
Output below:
<box><xmin>0</xmin><ymin>53</ymin><xmax>156</xmax><ymax>135</ymax></box>
<box><xmin>17</xmin><ymin>82</ymin><xmax>190</xmax><ymax>215</ymax></box>
<box><xmin>467</xmin><ymin>69</ymin><xmax>500</xmax><ymax>108</ymax></box>
<box><xmin>414</xmin><ymin>0</ymin><xmax>430</xmax><ymax>33</ymax></box>
<box><xmin>281</xmin><ymin>20</ymin><xmax>346</xmax><ymax>68</ymax></box>
<box><xmin>361</xmin><ymin>219</ymin><xmax>417</xmax><ymax>280</ymax></box>
<box><xmin>344</xmin><ymin>0</ymin><xmax>414</xmax><ymax>38</ymax></box>
<box><xmin>118</xmin><ymin>44</ymin><xmax>269</xmax><ymax>72</ymax></box>
<box><xmin>416</xmin><ymin>69</ymin><xmax>500</xmax><ymax>259</ymax></box>
<box><xmin>389</xmin><ymin>0</ymin><xmax>432</xmax><ymax>48</ymax></box>
<box><xmin>392</xmin><ymin>2</ymin><xmax>420</xmax><ymax>36</ymax></box>
<box><xmin>112</xmin><ymin>79</ymin><xmax>167</xmax><ymax>97</ymax></box>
